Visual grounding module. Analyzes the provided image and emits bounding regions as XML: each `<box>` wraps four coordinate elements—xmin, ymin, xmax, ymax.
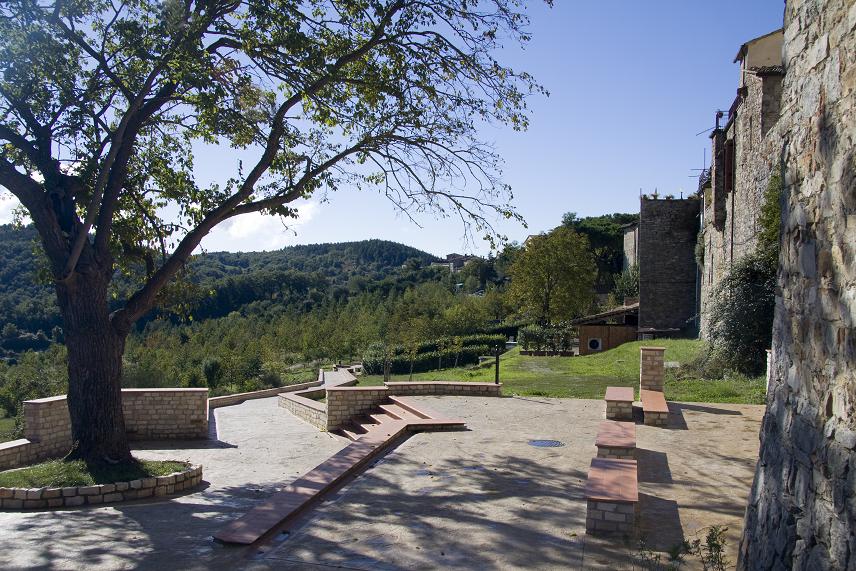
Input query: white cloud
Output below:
<box><xmin>0</xmin><ymin>193</ymin><xmax>23</xmax><ymax>225</ymax></box>
<box><xmin>201</xmin><ymin>200</ymin><xmax>319</xmax><ymax>252</ymax></box>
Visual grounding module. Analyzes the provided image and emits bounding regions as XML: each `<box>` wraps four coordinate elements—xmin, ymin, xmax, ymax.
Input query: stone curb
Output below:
<box><xmin>0</xmin><ymin>464</ymin><xmax>203</xmax><ymax>510</ymax></box>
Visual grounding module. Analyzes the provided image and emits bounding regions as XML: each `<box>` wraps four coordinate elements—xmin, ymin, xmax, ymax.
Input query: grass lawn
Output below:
<box><xmin>0</xmin><ymin>416</ymin><xmax>16</xmax><ymax>443</ymax></box>
<box><xmin>0</xmin><ymin>458</ymin><xmax>189</xmax><ymax>488</ymax></box>
<box><xmin>359</xmin><ymin>339</ymin><xmax>767</xmax><ymax>404</ymax></box>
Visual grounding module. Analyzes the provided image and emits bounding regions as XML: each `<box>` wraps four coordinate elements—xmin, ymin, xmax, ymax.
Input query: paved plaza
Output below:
<box><xmin>0</xmin><ymin>395</ymin><xmax>764</xmax><ymax>570</ymax></box>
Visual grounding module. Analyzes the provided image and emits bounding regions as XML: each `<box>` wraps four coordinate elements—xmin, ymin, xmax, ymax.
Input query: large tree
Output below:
<box><xmin>509</xmin><ymin>226</ymin><xmax>596</xmax><ymax>325</ymax></box>
<box><xmin>0</xmin><ymin>0</ymin><xmax>542</xmax><ymax>463</ymax></box>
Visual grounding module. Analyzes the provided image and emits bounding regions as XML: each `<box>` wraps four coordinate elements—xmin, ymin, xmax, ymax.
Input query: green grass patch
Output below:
<box><xmin>0</xmin><ymin>458</ymin><xmax>189</xmax><ymax>488</ymax></box>
<box><xmin>0</xmin><ymin>416</ymin><xmax>16</xmax><ymax>444</ymax></box>
<box><xmin>359</xmin><ymin>339</ymin><xmax>766</xmax><ymax>405</ymax></box>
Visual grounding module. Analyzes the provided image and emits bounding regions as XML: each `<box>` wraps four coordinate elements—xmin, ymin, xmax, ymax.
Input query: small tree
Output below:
<box><xmin>508</xmin><ymin>227</ymin><xmax>597</xmax><ymax>325</ymax></box>
<box><xmin>613</xmin><ymin>264</ymin><xmax>639</xmax><ymax>304</ymax></box>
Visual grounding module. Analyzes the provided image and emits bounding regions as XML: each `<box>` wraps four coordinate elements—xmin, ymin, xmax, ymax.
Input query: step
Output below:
<box><xmin>368</xmin><ymin>412</ymin><xmax>396</xmax><ymax>425</ymax></box>
<box><xmin>214</xmin><ymin>419</ymin><xmax>409</xmax><ymax>545</ymax></box>
<box><xmin>387</xmin><ymin>396</ymin><xmax>433</xmax><ymax>419</ymax></box>
<box><xmin>337</xmin><ymin>425</ymin><xmax>366</xmax><ymax>441</ymax></box>
<box><xmin>378</xmin><ymin>403</ymin><xmax>422</xmax><ymax>421</ymax></box>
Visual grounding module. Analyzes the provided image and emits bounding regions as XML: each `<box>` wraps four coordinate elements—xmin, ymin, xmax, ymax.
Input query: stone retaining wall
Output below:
<box><xmin>326</xmin><ymin>387</ymin><xmax>390</xmax><ymax>430</ymax></box>
<box><xmin>279</xmin><ymin>389</ymin><xmax>327</xmax><ymax>431</ymax></box>
<box><xmin>0</xmin><ymin>464</ymin><xmax>202</xmax><ymax>510</ymax></box>
<box><xmin>639</xmin><ymin>347</ymin><xmax>665</xmax><ymax>392</ymax></box>
<box><xmin>209</xmin><ymin>380</ymin><xmax>323</xmax><ymax>409</ymax></box>
<box><xmin>0</xmin><ymin>389</ymin><xmax>209</xmax><ymax>471</ymax></box>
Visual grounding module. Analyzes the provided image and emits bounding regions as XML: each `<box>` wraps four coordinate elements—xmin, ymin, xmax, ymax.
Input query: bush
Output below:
<box><xmin>362</xmin><ymin>343</ymin><xmax>493</xmax><ymax>374</ymax></box>
<box><xmin>702</xmin><ymin>251</ymin><xmax>776</xmax><ymax>376</ymax></box>
<box><xmin>518</xmin><ymin>324</ymin><xmax>575</xmax><ymax>352</ymax></box>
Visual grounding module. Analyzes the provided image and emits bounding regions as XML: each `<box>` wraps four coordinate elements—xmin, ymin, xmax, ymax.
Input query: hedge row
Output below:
<box><xmin>363</xmin><ymin>344</ymin><xmax>492</xmax><ymax>375</ymax></box>
<box><xmin>518</xmin><ymin>324</ymin><xmax>576</xmax><ymax>352</ymax></box>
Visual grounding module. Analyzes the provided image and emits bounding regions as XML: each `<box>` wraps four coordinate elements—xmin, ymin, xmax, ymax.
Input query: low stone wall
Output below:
<box><xmin>639</xmin><ymin>347</ymin><xmax>665</xmax><ymax>391</ymax></box>
<box><xmin>209</xmin><ymin>380</ymin><xmax>323</xmax><ymax>409</ymax></box>
<box><xmin>605</xmin><ymin>400</ymin><xmax>633</xmax><ymax>421</ymax></box>
<box><xmin>326</xmin><ymin>387</ymin><xmax>390</xmax><ymax>430</ymax></box>
<box><xmin>0</xmin><ymin>464</ymin><xmax>202</xmax><ymax>510</ymax></box>
<box><xmin>643</xmin><ymin>410</ymin><xmax>669</xmax><ymax>427</ymax></box>
<box><xmin>124</xmin><ymin>389</ymin><xmax>208</xmax><ymax>440</ymax></box>
<box><xmin>279</xmin><ymin>388</ymin><xmax>327</xmax><ymax>430</ymax></box>
<box><xmin>383</xmin><ymin>382</ymin><xmax>502</xmax><ymax>397</ymax></box>
<box><xmin>0</xmin><ymin>389</ymin><xmax>209</xmax><ymax>471</ymax></box>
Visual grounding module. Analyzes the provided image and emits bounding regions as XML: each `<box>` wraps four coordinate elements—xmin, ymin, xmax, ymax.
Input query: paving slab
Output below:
<box><xmin>0</xmin><ymin>395</ymin><xmax>763</xmax><ymax>570</ymax></box>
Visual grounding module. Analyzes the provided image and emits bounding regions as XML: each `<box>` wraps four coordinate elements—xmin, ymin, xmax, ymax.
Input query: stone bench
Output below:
<box><xmin>585</xmin><ymin>457</ymin><xmax>638</xmax><ymax>535</ymax></box>
<box><xmin>595</xmin><ymin>420</ymin><xmax>636</xmax><ymax>460</ymax></box>
<box><xmin>604</xmin><ymin>386</ymin><xmax>634</xmax><ymax>420</ymax></box>
<box><xmin>641</xmin><ymin>389</ymin><xmax>669</xmax><ymax>427</ymax></box>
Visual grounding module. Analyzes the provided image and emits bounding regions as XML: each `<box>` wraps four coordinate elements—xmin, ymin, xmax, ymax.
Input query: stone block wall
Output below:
<box><xmin>326</xmin><ymin>387</ymin><xmax>390</xmax><ymax>430</ymax></box>
<box><xmin>209</xmin><ymin>380</ymin><xmax>323</xmax><ymax>409</ymax></box>
<box><xmin>638</xmin><ymin>197</ymin><xmax>701</xmax><ymax>334</ymax></box>
<box><xmin>739</xmin><ymin>2</ymin><xmax>856</xmax><ymax>569</ymax></box>
<box><xmin>0</xmin><ymin>389</ymin><xmax>209</xmax><ymax>471</ymax></box>
<box><xmin>605</xmin><ymin>400</ymin><xmax>633</xmax><ymax>421</ymax></box>
<box><xmin>586</xmin><ymin>500</ymin><xmax>637</xmax><ymax>534</ymax></box>
<box><xmin>279</xmin><ymin>389</ymin><xmax>327</xmax><ymax>431</ymax></box>
<box><xmin>639</xmin><ymin>347</ymin><xmax>665</xmax><ymax>391</ymax></box>
<box><xmin>123</xmin><ymin>389</ymin><xmax>208</xmax><ymax>440</ymax></box>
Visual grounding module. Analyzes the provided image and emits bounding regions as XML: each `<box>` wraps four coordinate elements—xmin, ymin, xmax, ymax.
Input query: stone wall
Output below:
<box><xmin>123</xmin><ymin>389</ymin><xmax>208</xmax><ymax>440</ymax></box>
<box><xmin>383</xmin><ymin>382</ymin><xmax>502</xmax><ymax>397</ymax></box>
<box><xmin>209</xmin><ymin>379</ymin><xmax>323</xmax><ymax>409</ymax></box>
<box><xmin>638</xmin><ymin>197</ymin><xmax>700</xmax><ymax>334</ymax></box>
<box><xmin>739</xmin><ymin>2</ymin><xmax>856</xmax><ymax>569</ymax></box>
<box><xmin>0</xmin><ymin>388</ymin><xmax>209</xmax><ymax>471</ymax></box>
<box><xmin>326</xmin><ymin>387</ymin><xmax>390</xmax><ymax>430</ymax></box>
<box><xmin>699</xmin><ymin>42</ymin><xmax>785</xmax><ymax>336</ymax></box>
<box><xmin>279</xmin><ymin>388</ymin><xmax>327</xmax><ymax>431</ymax></box>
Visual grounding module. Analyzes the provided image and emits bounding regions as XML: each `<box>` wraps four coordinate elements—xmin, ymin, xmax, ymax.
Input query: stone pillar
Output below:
<box><xmin>639</xmin><ymin>347</ymin><xmax>665</xmax><ymax>392</ymax></box>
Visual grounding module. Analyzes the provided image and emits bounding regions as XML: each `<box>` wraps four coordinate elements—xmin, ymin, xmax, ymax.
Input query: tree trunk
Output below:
<box><xmin>55</xmin><ymin>270</ymin><xmax>131</xmax><ymax>463</ymax></box>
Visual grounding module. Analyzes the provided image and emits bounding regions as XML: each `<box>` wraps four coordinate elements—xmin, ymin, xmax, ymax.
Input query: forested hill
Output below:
<box><xmin>0</xmin><ymin>224</ymin><xmax>439</xmax><ymax>337</ymax></box>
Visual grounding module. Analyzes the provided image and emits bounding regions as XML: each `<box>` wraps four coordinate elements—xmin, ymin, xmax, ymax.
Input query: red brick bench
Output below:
<box><xmin>585</xmin><ymin>457</ymin><xmax>638</xmax><ymax>534</ymax></box>
<box><xmin>604</xmin><ymin>386</ymin><xmax>634</xmax><ymax>420</ymax></box>
<box><xmin>595</xmin><ymin>420</ymin><xmax>636</xmax><ymax>460</ymax></box>
<box><xmin>641</xmin><ymin>389</ymin><xmax>669</xmax><ymax>426</ymax></box>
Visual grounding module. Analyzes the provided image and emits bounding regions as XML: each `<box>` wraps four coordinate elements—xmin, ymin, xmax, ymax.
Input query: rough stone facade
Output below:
<box><xmin>622</xmin><ymin>222</ymin><xmax>639</xmax><ymax>270</ymax></box>
<box><xmin>739</xmin><ymin>2</ymin><xmax>856</xmax><ymax>569</ymax></box>
<box><xmin>637</xmin><ymin>197</ymin><xmax>700</xmax><ymax>334</ymax></box>
<box><xmin>699</xmin><ymin>30</ymin><xmax>785</xmax><ymax>336</ymax></box>
<box><xmin>0</xmin><ymin>389</ymin><xmax>209</xmax><ymax>470</ymax></box>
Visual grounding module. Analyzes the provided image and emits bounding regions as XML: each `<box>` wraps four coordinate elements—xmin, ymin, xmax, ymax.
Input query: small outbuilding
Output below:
<box><xmin>572</xmin><ymin>301</ymin><xmax>639</xmax><ymax>355</ymax></box>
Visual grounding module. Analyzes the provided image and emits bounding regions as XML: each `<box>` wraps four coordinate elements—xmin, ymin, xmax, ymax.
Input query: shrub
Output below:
<box><xmin>518</xmin><ymin>323</ymin><xmax>574</xmax><ymax>352</ymax></box>
<box><xmin>362</xmin><ymin>343</ymin><xmax>495</xmax><ymax>374</ymax></box>
<box><xmin>703</xmin><ymin>251</ymin><xmax>776</xmax><ymax>376</ymax></box>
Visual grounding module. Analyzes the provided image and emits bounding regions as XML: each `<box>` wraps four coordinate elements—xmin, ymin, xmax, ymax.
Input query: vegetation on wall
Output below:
<box><xmin>698</xmin><ymin>173</ymin><xmax>781</xmax><ymax>376</ymax></box>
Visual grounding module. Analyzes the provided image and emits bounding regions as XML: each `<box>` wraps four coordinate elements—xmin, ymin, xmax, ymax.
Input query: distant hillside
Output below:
<box><xmin>0</xmin><ymin>224</ymin><xmax>440</xmax><ymax>336</ymax></box>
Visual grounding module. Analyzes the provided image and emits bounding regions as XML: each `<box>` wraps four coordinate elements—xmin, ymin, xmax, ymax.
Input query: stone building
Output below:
<box><xmin>698</xmin><ymin>28</ymin><xmax>785</xmax><ymax>336</ymax></box>
<box><xmin>738</xmin><ymin>1</ymin><xmax>856</xmax><ymax>569</ymax></box>
<box><xmin>621</xmin><ymin>221</ymin><xmax>639</xmax><ymax>270</ymax></box>
<box><xmin>637</xmin><ymin>196</ymin><xmax>700</xmax><ymax>336</ymax></box>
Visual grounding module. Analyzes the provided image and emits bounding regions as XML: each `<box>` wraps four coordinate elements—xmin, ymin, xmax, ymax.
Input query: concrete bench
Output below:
<box><xmin>595</xmin><ymin>420</ymin><xmax>636</xmax><ymax>460</ymax></box>
<box><xmin>641</xmin><ymin>389</ymin><xmax>669</xmax><ymax>427</ymax></box>
<box><xmin>604</xmin><ymin>386</ymin><xmax>634</xmax><ymax>420</ymax></box>
<box><xmin>585</xmin><ymin>457</ymin><xmax>638</xmax><ymax>534</ymax></box>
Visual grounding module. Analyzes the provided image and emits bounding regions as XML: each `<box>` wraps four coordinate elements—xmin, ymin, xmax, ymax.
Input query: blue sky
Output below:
<box><xmin>0</xmin><ymin>1</ymin><xmax>785</xmax><ymax>256</ymax></box>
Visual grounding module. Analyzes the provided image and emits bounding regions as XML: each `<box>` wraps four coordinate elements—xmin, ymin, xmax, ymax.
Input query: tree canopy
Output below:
<box><xmin>508</xmin><ymin>226</ymin><xmax>596</xmax><ymax>325</ymax></box>
<box><xmin>0</xmin><ymin>0</ymin><xmax>544</xmax><ymax>462</ymax></box>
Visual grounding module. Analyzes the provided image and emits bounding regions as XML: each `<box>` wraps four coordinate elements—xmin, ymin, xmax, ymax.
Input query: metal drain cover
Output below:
<box><xmin>528</xmin><ymin>439</ymin><xmax>565</xmax><ymax>448</ymax></box>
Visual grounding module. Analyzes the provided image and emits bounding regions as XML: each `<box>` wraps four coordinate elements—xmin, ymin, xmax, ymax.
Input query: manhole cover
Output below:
<box><xmin>528</xmin><ymin>439</ymin><xmax>565</xmax><ymax>448</ymax></box>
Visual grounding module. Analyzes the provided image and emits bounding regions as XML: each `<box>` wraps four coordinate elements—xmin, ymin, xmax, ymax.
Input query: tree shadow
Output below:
<box><xmin>638</xmin><ymin>493</ymin><xmax>684</xmax><ymax>552</ymax></box>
